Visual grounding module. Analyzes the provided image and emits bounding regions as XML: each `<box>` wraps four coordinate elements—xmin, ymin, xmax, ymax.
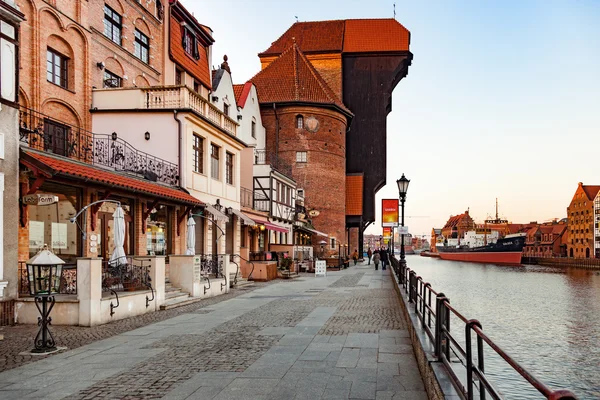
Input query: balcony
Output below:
<box><xmin>240</xmin><ymin>187</ymin><xmax>269</xmax><ymax>212</ymax></box>
<box><xmin>254</xmin><ymin>149</ymin><xmax>293</xmax><ymax>179</ymax></box>
<box><xmin>92</xmin><ymin>85</ymin><xmax>238</xmax><ymax>136</ymax></box>
<box><xmin>19</xmin><ymin>106</ymin><xmax>179</xmax><ymax>186</ymax></box>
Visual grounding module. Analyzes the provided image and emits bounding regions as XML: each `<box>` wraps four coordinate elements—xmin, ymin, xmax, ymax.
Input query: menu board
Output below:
<box><xmin>29</xmin><ymin>221</ymin><xmax>44</xmax><ymax>249</ymax></box>
<box><xmin>51</xmin><ymin>222</ymin><xmax>67</xmax><ymax>249</ymax></box>
<box><xmin>315</xmin><ymin>260</ymin><xmax>327</xmax><ymax>277</ymax></box>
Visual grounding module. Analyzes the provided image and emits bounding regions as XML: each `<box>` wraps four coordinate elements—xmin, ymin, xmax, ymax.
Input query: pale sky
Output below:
<box><xmin>182</xmin><ymin>0</ymin><xmax>600</xmax><ymax>238</ymax></box>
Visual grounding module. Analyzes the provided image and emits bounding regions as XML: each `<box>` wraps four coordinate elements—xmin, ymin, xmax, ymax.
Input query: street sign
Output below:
<box><xmin>398</xmin><ymin>226</ymin><xmax>409</xmax><ymax>235</ymax></box>
<box><xmin>315</xmin><ymin>260</ymin><xmax>326</xmax><ymax>277</ymax></box>
<box><xmin>22</xmin><ymin>194</ymin><xmax>59</xmax><ymax>206</ymax></box>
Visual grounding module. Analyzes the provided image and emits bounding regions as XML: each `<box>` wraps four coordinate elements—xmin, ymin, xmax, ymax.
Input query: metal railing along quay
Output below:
<box><xmin>390</xmin><ymin>257</ymin><xmax>578</xmax><ymax>400</ymax></box>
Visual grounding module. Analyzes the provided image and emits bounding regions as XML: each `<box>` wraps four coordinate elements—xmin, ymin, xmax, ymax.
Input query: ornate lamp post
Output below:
<box><xmin>25</xmin><ymin>245</ymin><xmax>65</xmax><ymax>353</ymax></box>
<box><xmin>396</xmin><ymin>174</ymin><xmax>410</xmax><ymax>270</ymax></box>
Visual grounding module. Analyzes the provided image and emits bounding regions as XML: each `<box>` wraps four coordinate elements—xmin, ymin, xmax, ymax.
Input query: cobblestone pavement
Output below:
<box><xmin>0</xmin><ymin>282</ymin><xmax>273</xmax><ymax>373</ymax></box>
<box><xmin>0</xmin><ymin>263</ymin><xmax>427</xmax><ymax>400</ymax></box>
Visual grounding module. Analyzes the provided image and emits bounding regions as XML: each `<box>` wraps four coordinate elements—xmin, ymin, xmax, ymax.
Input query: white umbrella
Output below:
<box><xmin>109</xmin><ymin>206</ymin><xmax>126</xmax><ymax>266</ymax></box>
<box><xmin>185</xmin><ymin>216</ymin><xmax>196</xmax><ymax>255</ymax></box>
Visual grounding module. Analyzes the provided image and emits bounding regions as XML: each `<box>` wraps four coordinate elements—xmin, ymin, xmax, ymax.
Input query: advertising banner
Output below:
<box><xmin>383</xmin><ymin>227</ymin><xmax>392</xmax><ymax>244</ymax></box>
<box><xmin>381</xmin><ymin>199</ymin><xmax>399</xmax><ymax>227</ymax></box>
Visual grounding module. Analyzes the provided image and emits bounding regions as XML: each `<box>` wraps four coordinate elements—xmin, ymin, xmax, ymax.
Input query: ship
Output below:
<box><xmin>435</xmin><ymin>200</ymin><xmax>526</xmax><ymax>265</ymax></box>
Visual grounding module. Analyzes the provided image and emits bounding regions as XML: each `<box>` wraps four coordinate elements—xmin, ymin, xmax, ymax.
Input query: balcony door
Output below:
<box><xmin>44</xmin><ymin>119</ymin><xmax>70</xmax><ymax>157</ymax></box>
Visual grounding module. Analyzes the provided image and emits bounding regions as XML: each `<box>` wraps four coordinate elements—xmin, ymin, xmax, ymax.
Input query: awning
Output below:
<box><xmin>295</xmin><ymin>224</ymin><xmax>328</xmax><ymax>238</ymax></box>
<box><xmin>20</xmin><ymin>148</ymin><xmax>204</xmax><ymax>206</ymax></box>
<box><xmin>231</xmin><ymin>209</ymin><xmax>255</xmax><ymax>226</ymax></box>
<box><xmin>204</xmin><ymin>204</ymin><xmax>230</xmax><ymax>222</ymax></box>
<box><xmin>250</xmin><ymin>217</ymin><xmax>288</xmax><ymax>233</ymax></box>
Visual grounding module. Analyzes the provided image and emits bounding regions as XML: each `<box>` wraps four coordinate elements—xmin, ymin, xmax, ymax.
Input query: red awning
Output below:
<box><xmin>250</xmin><ymin>217</ymin><xmax>289</xmax><ymax>233</ymax></box>
<box><xmin>20</xmin><ymin>149</ymin><xmax>204</xmax><ymax>206</ymax></box>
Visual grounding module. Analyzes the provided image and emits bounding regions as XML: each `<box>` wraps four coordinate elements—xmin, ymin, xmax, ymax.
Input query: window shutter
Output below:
<box><xmin>193</xmin><ymin>40</ymin><xmax>200</xmax><ymax>60</ymax></box>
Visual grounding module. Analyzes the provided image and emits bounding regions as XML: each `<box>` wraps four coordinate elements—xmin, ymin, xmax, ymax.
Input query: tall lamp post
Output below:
<box><xmin>397</xmin><ymin>174</ymin><xmax>410</xmax><ymax>269</ymax></box>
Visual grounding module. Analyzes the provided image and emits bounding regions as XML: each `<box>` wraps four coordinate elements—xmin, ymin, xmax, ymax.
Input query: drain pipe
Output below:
<box><xmin>173</xmin><ymin>110</ymin><xmax>185</xmax><ymax>190</ymax></box>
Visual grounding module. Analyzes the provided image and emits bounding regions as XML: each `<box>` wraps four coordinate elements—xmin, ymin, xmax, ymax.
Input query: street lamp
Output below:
<box><xmin>397</xmin><ymin>174</ymin><xmax>410</xmax><ymax>271</ymax></box>
<box><xmin>26</xmin><ymin>245</ymin><xmax>65</xmax><ymax>353</ymax></box>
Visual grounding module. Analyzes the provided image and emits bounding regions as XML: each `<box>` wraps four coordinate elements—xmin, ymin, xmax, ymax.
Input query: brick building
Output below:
<box><xmin>15</xmin><ymin>0</ymin><xmax>203</xmax><ymax>300</ymax></box>
<box><xmin>440</xmin><ymin>210</ymin><xmax>475</xmax><ymax>242</ymax></box>
<box><xmin>523</xmin><ymin>221</ymin><xmax>567</xmax><ymax>258</ymax></box>
<box><xmin>255</xmin><ymin>19</ymin><xmax>413</xmax><ymax>256</ymax></box>
<box><xmin>566</xmin><ymin>182</ymin><xmax>600</xmax><ymax>258</ymax></box>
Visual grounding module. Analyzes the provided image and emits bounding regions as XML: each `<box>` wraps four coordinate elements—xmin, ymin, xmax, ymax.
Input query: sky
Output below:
<box><xmin>181</xmin><ymin>0</ymin><xmax>600</xmax><ymax>238</ymax></box>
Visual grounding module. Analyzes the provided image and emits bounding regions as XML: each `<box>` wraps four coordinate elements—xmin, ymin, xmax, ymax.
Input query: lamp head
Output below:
<box><xmin>396</xmin><ymin>174</ymin><xmax>410</xmax><ymax>198</ymax></box>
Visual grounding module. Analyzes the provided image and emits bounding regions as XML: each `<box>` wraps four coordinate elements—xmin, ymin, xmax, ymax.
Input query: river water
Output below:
<box><xmin>403</xmin><ymin>255</ymin><xmax>600</xmax><ymax>399</ymax></box>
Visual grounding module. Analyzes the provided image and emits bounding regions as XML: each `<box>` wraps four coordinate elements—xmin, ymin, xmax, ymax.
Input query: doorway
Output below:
<box><xmin>98</xmin><ymin>211</ymin><xmax>132</xmax><ymax>260</ymax></box>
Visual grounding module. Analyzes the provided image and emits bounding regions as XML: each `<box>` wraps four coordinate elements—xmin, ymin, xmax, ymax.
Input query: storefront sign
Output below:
<box><xmin>29</xmin><ymin>221</ymin><xmax>44</xmax><ymax>249</ymax></box>
<box><xmin>381</xmin><ymin>199</ymin><xmax>399</xmax><ymax>227</ymax></box>
<box><xmin>22</xmin><ymin>194</ymin><xmax>59</xmax><ymax>206</ymax></box>
<box><xmin>193</xmin><ymin>256</ymin><xmax>201</xmax><ymax>280</ymax></box>
<box><xmin>315</xmin><ymin>260</ymin><xmax>326</xmax><ymax>277</ymax></box>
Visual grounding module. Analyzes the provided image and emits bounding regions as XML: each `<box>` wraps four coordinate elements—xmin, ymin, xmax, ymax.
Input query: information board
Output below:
<box><xmin>315</xmin><ymin>260</ymin><xmax>327</xmax><ymax>277</ymax></box>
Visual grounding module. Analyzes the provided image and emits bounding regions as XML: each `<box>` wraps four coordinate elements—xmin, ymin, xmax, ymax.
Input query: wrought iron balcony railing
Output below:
<box><xmin>19</xmin><ymin>106</ymin><xmax>179</xmax><ymax>186</ymax></box>
<box><xmin>254</xmin><ymin>148</ymin><xmax>293</xmax><ymax>179</ymax></box>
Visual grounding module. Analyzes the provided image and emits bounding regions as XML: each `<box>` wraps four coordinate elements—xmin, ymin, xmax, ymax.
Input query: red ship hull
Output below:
<box><xmin>437</xmin><ymin>251</ymin><xmax>522</xmax><ymax>266</ymax></box>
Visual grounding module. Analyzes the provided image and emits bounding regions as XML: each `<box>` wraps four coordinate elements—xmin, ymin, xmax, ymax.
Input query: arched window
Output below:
<box><xmin>296</xmin><ymin>115</ymin><xmax>303</xmax><ymax>129</ymax></box>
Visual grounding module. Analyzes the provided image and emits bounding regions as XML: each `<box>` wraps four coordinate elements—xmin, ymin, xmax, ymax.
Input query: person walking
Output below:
<box><xmin>380</xmin><ymin>247</ymin><xmax>389</xmax><ymax>270</ymax></box>
<box><xmin>367</xmin><ymin>247</ymin><xmax>373</xmax><ymax>265</ymax></box>
<box><xmin>373</xmin><ymin>249</ymin><xmax>381</xmax><ymax>271</ymax></box>
<box><xmin>351</xmin><ymin>249</ymin><xmax>359</xmax><ymax>265</ymax></box>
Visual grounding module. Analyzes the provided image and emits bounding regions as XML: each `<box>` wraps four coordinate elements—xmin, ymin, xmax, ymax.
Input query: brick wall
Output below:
<box><xmin>261</xmin><ymin>105</ymin><xmax>348</xmax><ymax>256</ymax></box>
<box><xmin>17</xmin><ymin>0</ymin><xmax>164</xmax><ymax>132</ymax></box>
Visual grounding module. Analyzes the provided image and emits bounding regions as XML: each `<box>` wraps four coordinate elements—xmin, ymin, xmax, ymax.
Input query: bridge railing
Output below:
<box><xmin>391</xmin><ymin>257</ymin><xmax>578</xmax><ymax>400</ymax></box>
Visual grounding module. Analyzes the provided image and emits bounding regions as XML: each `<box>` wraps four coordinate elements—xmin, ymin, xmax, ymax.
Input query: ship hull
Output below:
<box><xmin>437</xmin><ymin>251</ymin><xmax>522</xmax><ymax>265</ymax></box>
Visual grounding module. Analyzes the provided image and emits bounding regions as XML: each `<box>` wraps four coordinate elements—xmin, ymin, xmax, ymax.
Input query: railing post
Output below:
<box><xmin>422</xmin><ymin>283</ymin><xmax>430</xmax><ymax>327</ymax></box>
<box><xmin>477</xmin><ymin>332</ymin><xmax>486</xmax><ymax>400</ymax></box>
<box><xmin>435</xmin><ymin>292</ymin><xmax>448</xmax><ymax>358</ymax></box>
<box><xmin>466</xmin><ymin>319</ymin><xmax>483</xmax><ymax>400</ymax></box>
<box><xmin>415</xmin><ymin>277</ymin><xmax>421</xmax><ymax>313</ymax></box>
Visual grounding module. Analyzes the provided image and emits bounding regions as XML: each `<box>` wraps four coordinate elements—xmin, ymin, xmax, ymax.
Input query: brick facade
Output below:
<box><xmin>261</xmin><ymin>105</ymin><xmax>347</xmax><ymax>256</ymax></box>
<box><xmin>566</xmin><ymin>183</ymin><xmax>599</xmax><ymax>258</ymax></box>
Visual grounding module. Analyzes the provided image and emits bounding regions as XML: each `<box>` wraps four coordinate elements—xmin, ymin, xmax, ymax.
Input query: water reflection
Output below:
<box><xmin>405</xmin><ymin>255</ymin><xmax>600</xmax><ymax>399</ymax></box>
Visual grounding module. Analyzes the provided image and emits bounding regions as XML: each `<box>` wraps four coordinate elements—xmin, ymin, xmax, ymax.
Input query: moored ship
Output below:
<box><xmin>436</xmin><ymin>233</ymin><xmax>526</xmax><ymax>265</ymax></box>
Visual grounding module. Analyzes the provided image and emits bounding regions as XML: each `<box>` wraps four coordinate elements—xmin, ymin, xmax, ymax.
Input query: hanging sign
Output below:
<box><xmin>398</xmin><ymin>226</ymin><xmax>409</xmax><ymax>235</ymax></box>
<box><xmin>22</xmin><ymin>194</ymin><xmax>59</xmax><ymax>206</ymax></box>
<box><xmin>381</xmin><ymin>199</ymin><xmax>399</xmax><ymax>227</ymax></box>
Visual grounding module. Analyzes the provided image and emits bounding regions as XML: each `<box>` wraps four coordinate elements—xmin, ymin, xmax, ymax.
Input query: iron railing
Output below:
<box><xmin>196</xmin><ymin>254</ymin><xmax>225</xmax><ymax>279</ymax></box>
<box><xmin>390</xmin><ymin>257</ymin><xmax>578</xmax><ymax>400</ymax></box>
<box><xmin>254</xmin><ymin>149</ymin><xmax>293</xmax><ymax>179</ymax></box>
<box><xmin>101</xmin><ymin>257</ymin><xmax>151</xmax><ymax>293</ymax></box>
<box><xmin>19</xmin><ymin>106</ymin><xmax>179</xmax><ymax>186</ymax></box>
<box><xmin>18</xmin><ymin>261</ymin><xmax>77</xmax><ymax>296</ymax></box>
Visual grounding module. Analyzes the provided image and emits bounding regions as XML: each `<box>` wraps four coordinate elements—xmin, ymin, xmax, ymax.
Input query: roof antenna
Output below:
<box><xmin>393</xmin><ymin>3</ymin><xmax>396</xmax><ymax>19</ymax></box>
<box><xmin>295</xmin><ymin>16</ymin><xmax>299</xmax><ymax>22</ymax></box>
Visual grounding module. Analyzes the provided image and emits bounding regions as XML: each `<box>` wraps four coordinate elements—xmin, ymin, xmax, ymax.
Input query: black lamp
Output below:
<box><xmin>26</xmin><ymin>245</ymin><xmax>65</xmax><ymax>353</ymax></box>
<box><xmin>396</xmin><ymin>174</ymin><xmax>410</xmax><ymax>272</ymax></box>
<box><xmin>144</xmin><ymin>131</ymin><xmax>150</xmax><ymax>140</ymax></box>
<box><xmin>111</xmin><ymin>132</ymin><xmax>118</xmax><ymax>141</ymax></box>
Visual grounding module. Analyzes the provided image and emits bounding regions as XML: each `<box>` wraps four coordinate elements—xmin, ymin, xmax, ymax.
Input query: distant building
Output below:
<box><xmin>440</xmin><ymin>210</ymin><xmax>475</xmax><ymax>242</ymax></box>
<box><xmin>523</xmin><ymin>221</ymin><xmax>567</xmax><ymax>258</ymax></box>
<box><xmin>566</xmin><ymin>182</ymin><xmax>600</xmax><ymax>258</ymax></box>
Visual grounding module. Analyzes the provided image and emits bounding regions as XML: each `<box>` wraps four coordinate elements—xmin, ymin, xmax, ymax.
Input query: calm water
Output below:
<box><xmin>403</xmin><ymin>255</ymin><xmax>600</xmax><ymax>400</ymax></box>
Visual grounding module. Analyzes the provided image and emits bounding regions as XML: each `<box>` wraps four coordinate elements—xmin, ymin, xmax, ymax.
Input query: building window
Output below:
<box><xmin>193</xmin><ymin>80</ymin><xmax>200</xmax><ymax>93</ymax></box>
<box><xmin>103</xmin><ymin>69</ymin><xmax>121</xmax><ymax>88</ymax></box>
<box><xmin>211</xmin><ymin>144</ymin><xmax>220</xmax><ymax>179</ymax></box>
<box><xmin>1</xmin><ymin>19</ymin><xmax>18</xmax><ymax>103</ymax></box>
<box><xmin>46</xmin><ymin>48</ymin><xmax>68</xmax><ymax>89</ymax></box>
<box><xmin>226</xmin><ymin>152</ymin><xmax>234</xmax><ymax>185</ymax></box>
<box><xmin>175</xmin><ymin>68</ymin><xmax>183</xmax><ymax>85</ymax></box>
<box><xmin>251</xmin><ymin>119</ymin><xmax>256</xmax><ymax>138</ymax></box>
<box><xmin>193</xmin><ymin>134</ymin><xmax>203</xmax><ymax>173</ymax></box>
<box><xmin>296</xmin><ymin>115</ymin><xmax>303</xmax><ymax>129</ymax></box>
<box><xmin>223</xmin><ymin>103</ymin><xmax>229</xmax><ymax>116</ymax></box>
<box><xmin>182</xmin><ymin>28</ymin><xmax>199</xmax><ymax>59</ymax></box>
<box><xmin>103</xmin><ymin>5</ymin><xmax>122</xmax><ymax>45</ymax></box>
<box><xmin>296</xmin><ymin>151</ymin><xmax>307</xmax><ymax>163</ymax></box>
<box><xmin>134</xmin><ymin>29</ymin><xmax>149</xmax><ymax>63</ymax></box>
<box><xmin>330</xmin><ymin>237</ymin><xmax>336</xmax><ymax>250</ymax></box>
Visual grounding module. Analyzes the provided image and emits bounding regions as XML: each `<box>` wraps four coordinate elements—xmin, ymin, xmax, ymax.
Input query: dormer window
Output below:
<box><xmin>182</xmin><ymin>27</ymin><xmax>199</xmax><ymax>60</ymax></box>
<box><xmin>296</xmin><ymin>115</ymin><xmax>304</xmax><ymax>129</ymax></box>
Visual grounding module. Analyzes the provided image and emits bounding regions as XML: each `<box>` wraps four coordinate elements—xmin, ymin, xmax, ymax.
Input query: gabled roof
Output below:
<box><xmin>443</xmin><ymin>213</ymin><xmax>471</xmax><ymax>229</ymax></box>
<box><xmin>259</xmin><ymin>19</ymin><xmax>410</xmax><ymax>56</ymax></box>
<box><xmin>251</xmin><ymin>44</ymin><xmax>352</xmax><ymax>116</ymax></box>
<box><xmin>233</xmin><ymin>82</ymin><xmax>252</xmax><ymax>108</ymax></box>
<box><xmin>582</xmin><ymin>185</ymin><xmax>600</xmax><ymax>200</ymax></box>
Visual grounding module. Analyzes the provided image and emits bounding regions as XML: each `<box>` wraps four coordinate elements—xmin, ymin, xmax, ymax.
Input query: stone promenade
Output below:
<box><xmin>0</xmin><ymin>262</ymin><xmax>426</xmax><ymax>400</ymax></box>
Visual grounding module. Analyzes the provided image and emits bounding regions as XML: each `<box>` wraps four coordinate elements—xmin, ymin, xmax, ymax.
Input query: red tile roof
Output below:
<box><xmin>251</xmin><ymin>44</ymin><xmax>352</xmax><ymax>115</ymax></box>
<box><xmin>582</xmin><ymin>185</ymin><xmax>600</xmax><ymax>200</ymax></box>
<box><xmin>21</xmin><ymin>149</ymin><xmax>203</xmax><ymax>206</ymax></box>
<box><xmin>259</xmin><ymin>19</ymin><xmax>410</xmax><ymax>56</ymax></box>
<box><xmin>233</xmin><ymin>82</ymin><xmax>252</xmax><ymax>108</ymax></box>
<box><xmin>346</xmin><ymin>174</ymin><xmax>363</xmax><ymax>215</ymax></box>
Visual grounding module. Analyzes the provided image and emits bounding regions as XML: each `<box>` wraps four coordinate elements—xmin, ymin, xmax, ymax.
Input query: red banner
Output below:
<box><xmin>382</xmin><ymin>199</ymin><xmax>399</xmax><ymax>227</ymax></box>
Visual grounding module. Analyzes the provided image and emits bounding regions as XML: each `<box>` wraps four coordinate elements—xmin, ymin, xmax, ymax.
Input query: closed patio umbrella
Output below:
<box><xmin>108</xmin><ymin>205</ymin><xmax>126</xmax><ymax>266</ymax></box>
<box><xmin>185</xmin><ymin>216</ymin><xmax>196</xmax><ymax>255</ymax></box>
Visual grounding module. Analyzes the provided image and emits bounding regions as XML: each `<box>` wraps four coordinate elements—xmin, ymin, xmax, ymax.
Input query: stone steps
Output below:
<box><xmin>229</xmin><ymin>273</ymin><xmax>254</xmax><ymax>289</ymax></box>
<box><xmin>160</xmin><ymin>280</ymin><xmax>193</xmax><ymax>310</ymax></box>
